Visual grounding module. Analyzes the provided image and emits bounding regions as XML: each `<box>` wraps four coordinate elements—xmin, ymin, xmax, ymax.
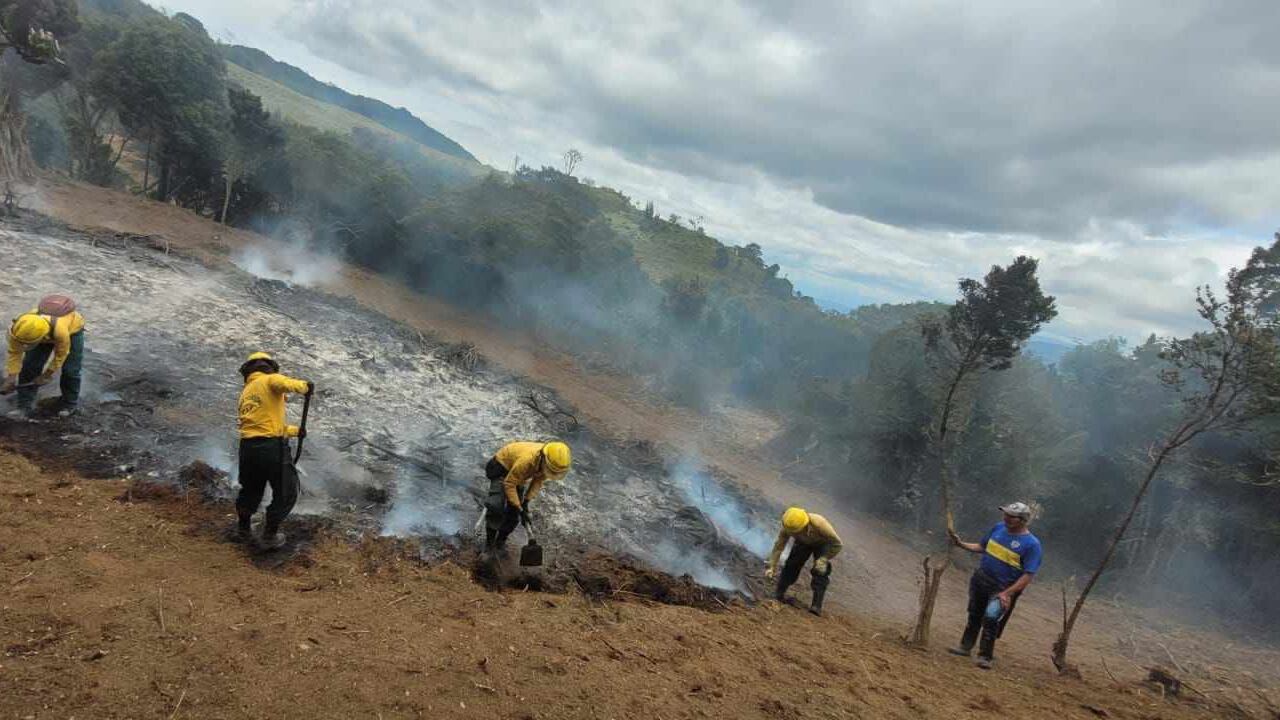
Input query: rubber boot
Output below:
<box><xmin>808</xmin><ymin>567</ymin><xmax>830</xmax><ymax>616</ymax></box>
<box><xmin>259</xmin><ymin>521</ymin><xmax>286</xmax><ymax>550</ymax></box>
<box><xmin>235</xmin><ymin>511</ymin><xmax>253</xmax><ymax>544</ymax></box>
<box><xmin>808</xmin><ymin>585</ymin><xmax>827</xmax><ymax>616</ymax></box>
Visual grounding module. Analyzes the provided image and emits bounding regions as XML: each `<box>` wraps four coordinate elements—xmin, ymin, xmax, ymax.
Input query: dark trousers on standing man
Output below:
<box><xmin>484</xmin><ymin>457</ymin><xmax>524</xmax><ymax>550</ymax></box>
<box><xmin>776</xmin><ymin>542</ymin><xmax>833</xmax><ymax>599</ymax></box>
<box><xmin>236</xmin><ymin>437</ymin><xmax>298</xmax><ymax>533</ymax></box>
<box><xmin>17</xmin><ymin>331</ymin><xmax>85</xmax><ymax>411</ymax></box>
<box><xmin>959</xmin><ymin>569</ymin><xmax>1021</xmax><ymax>660</ymax></box>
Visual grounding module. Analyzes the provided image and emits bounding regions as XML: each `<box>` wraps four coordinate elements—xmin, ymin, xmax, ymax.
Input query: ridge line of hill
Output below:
<box><xmin>221</xmin><ymin>44</ymin><xmax>477</xmax><ymax>162</ymax></box>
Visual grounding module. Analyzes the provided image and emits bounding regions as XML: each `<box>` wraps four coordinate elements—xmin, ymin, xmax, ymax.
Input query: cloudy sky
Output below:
<box><xmin>167</xmin><ymin>0</ymin><xmax>1280</xmax><ymax>343</ymax></box>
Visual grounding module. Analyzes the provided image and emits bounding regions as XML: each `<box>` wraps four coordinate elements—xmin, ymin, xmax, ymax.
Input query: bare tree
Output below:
<box><xmin>905</xmin><ymin>257</ymin><xmax>1057</xmax><ymax>647</ymax></box>
<box><xmin>1051</xmin><ymin>237</ymin><xmax>1280</xmax><ymax>672</ymax></box>
<box><xmin>562</xmin><ymin>147</ymin><xmax>582</xmax><ymax>176</ymax></box>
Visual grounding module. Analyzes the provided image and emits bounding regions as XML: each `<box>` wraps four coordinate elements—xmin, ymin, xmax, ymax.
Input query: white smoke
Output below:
<box><xmin>231</xmin><ymin>229</ymin><xmax>341</xmax><ymax>287</ymax></box>
<box><xmin>671</xmin><ymin>455</ymin><xmax>774</xmax><ymax>558</ymax></box>
<box><xmin>643</xmin><ymin>540</ymin><xmax>737</xmax><ymax>590</ymax></box>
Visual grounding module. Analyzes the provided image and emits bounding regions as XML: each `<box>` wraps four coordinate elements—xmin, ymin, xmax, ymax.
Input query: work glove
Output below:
<box><xmin>0</xmin><ymin>375</ymin><xmax>15</xmax><ymax>394</ymax></box>
<box><xmin>520</xmin><ymin>507</ymin><xmax>532</xmax><ymax>526</ymax></box>
<box><xmin>305</xmin><ymin>380</ymin><xmax>315</xmax><ymax>397</ymax></box>
<box><xmin>34</xmin><ymin>370</ymin><xmax>55</xmax><ymax>386</ymax></box>
<box><xmin>764</xmin><ymin>565</ymin><xmax>776</xmax><ymax>580</ymax></box>
<box><xmin>813</xmin><ymin>557</ymin><xmax>830</xmax><ymax>575</ymax></box>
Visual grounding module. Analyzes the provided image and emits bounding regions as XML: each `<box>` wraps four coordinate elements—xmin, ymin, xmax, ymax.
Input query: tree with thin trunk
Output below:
<box><xmin>562</xmin><ymin>147</ymin><xmax>582</xmax><ymax>176</ymax></box>
<box><xmin>905</xmin><ymin>256</ymin><xmax>1057</xmax><ymax>647</ymax></box>
<box><xmin>1051</xmin><ymin>236</ymin><xmax>1280</xmax><ymax>673</ymax></box>
<box><xmin>90</xmin><ymin>15</ymin><xmax>227</xmax><ymax>205</ymax></box>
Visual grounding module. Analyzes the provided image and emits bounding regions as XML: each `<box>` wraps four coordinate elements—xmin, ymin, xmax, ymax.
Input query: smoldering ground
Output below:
<box><xmin>0</xmin><ymin>215</ymin><xmax>772</xmax><ymax>597</ymax></box>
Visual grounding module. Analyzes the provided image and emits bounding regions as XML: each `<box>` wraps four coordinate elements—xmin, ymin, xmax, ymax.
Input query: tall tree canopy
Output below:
<box><xmin>90</xmin><ymin>14</ymin><xmax>227</xmax><ymax>204</ymax></box>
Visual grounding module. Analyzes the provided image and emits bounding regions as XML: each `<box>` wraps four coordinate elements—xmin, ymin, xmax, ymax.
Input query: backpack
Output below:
<box><xmin>37</xmin><ymin>294</ymin><xmax>76</xmax><ymax>317</ymax></box>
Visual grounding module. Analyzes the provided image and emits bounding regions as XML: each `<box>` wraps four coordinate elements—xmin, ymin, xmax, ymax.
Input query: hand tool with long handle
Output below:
<box><xmin>0</xmin><ymin>382</ymin><xmax>39</xmax><ymax>396</ymax></box>
<box><xmin>294</xmin><ymin>389</ymin><xmax>312</xmax><ymax>464</ymax></box>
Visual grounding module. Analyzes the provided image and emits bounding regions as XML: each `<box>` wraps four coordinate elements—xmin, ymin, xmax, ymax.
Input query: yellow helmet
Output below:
<box><xmin>240</xmin><ymin>351</ymin><xmax>280</xmax><ymax>378</ymax></box>
<box><xmin>9</xmin><ymin>314</ymin><xmax>50</xmax><ymax>344</ymax></box>
<box><xmin>542</xmin><ymin>441</ymin><xmax>571</xmax><ymax>478</ymax></box>
<box><xmin>782</xmin><ymin>507</ymin><xmax>809</xmax><ymax>533</ymax></box>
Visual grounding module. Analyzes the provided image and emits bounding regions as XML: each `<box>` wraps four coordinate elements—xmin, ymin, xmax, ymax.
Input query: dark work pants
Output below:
<box><xmin>17</xmin><ymin>331</ymin><xmax>85</xmax><ymax>410</ymax></box>
<box><xmin>236</xmin><ymin>437</ymin><xmax>298</xmax><ymax>531</ymax></box>
<box><xmin>776</xmin><ymin>542</ymin><xmax>833</xmax><ymax>597</ymax></box>
<box><xmin>960</xmin><ymin>570</ymin><xmax>1021</xmax><ymax>659</ymax></box>
<box><xmin>484</xmin><ymin>457</ymin><xmax>523</xmax><ymax>549</ymax></box>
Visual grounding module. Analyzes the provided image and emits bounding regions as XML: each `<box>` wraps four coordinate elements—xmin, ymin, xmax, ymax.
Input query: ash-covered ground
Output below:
<box><xmin>0</xmin><ymin>216</ymin><xmax>779</xmax><ymax>599</ymax></box>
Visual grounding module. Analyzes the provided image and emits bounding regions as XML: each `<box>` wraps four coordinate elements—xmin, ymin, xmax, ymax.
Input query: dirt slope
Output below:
<box><xmin>21</xmin><ymin>176</ymin><xmax>1280</xmax><ymax>716</ymax></box>
<box><xmin>0</xmin><ymin>452</ymin><xmax>1232</xmax><ymax>720</ymax></box>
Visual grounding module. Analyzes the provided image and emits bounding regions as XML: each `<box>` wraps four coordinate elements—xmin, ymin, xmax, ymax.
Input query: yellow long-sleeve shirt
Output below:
<box><xmin>238</xmin><ymin>371</ymin><xmax>309</xmax><ymax>439</ymax></box>
<box><xmin>494</xmin><ymin>441</ymin><xmax>552</xmax><ymax>510</ymax></box>
<box><xmin>766</xmin><ymin>513</ymin><xmax>844</xmax><ymax>573</ymax></box>
<box><xmin>5</xmin><ymin>311</ymin><xmax>86</xmax><ymax>376</ymax></box>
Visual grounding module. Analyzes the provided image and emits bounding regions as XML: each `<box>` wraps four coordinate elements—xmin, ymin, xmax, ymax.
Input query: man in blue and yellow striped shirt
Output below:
<box><xmin>947</xmin><ymin>502</ymin><xmax>1042</xmax><ymax>669</ymax></box>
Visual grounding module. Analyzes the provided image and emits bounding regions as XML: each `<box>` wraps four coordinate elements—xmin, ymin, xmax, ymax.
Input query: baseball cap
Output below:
<box><xmin>999</xmin><ymin>502</ymin><xmax>1032</xmax><ymax>519</ymax></box>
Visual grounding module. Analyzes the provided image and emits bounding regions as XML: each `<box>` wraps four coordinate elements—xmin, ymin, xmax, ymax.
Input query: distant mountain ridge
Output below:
<box><xmin>221</xmin><ymin>45</ymin><xmax>476</xmax><ymax>162</ymax></box>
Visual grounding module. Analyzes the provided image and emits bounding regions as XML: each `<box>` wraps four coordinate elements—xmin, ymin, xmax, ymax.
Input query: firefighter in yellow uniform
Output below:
<box><xmin>765</xmin><ymin>507</ymin><xmax>843</xmax><ymax>615</ymax></box>
<box><xmin>3</xmin><ymin>295</ymin><xmax>86</xmax><ymax>417</ymax></box>
<box><xmin>236</xmin><ymin>352</ymin><xmax>312</xmax><ymax>549</ymax></box>
<box><xmin>483</xmin><ymin>441</ymin><xmax>571</xmax><ymax>552</ymax></box>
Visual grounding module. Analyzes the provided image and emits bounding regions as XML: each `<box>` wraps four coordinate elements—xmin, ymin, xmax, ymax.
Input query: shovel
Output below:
<box><xmin>519</xmin><ymin>513</ymin><xmax>543</xmax><ymax>567</ymax></box>
<box><xmin>294</xmin><ymin>388</ymin><xmax>313</xmax><ymax>464</ymax></box>
<box><xmin>0</xmin><ymin>381</ymin><xmax>40</xmax><ymax>396</ymax></box>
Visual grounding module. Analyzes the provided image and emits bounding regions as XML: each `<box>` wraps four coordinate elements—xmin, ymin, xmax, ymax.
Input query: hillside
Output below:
<box><xmin>19</xmin><ymin>179</ymin><xmax>1280</xmax><ymax>719</ymax></box>
<box><xmin>225</xmin><ymin>62</ymin><xmax>487</xmax><ymax>185</ymax></box>
<box><xmin>223</xmin><ymin>44</ymin><xmax>476</xmax><ymax>162</ymax></box>
<box><xmin>5</xmin><ymin>449</ymin><xmax>1245</xmax><ymax>720</ymax></box>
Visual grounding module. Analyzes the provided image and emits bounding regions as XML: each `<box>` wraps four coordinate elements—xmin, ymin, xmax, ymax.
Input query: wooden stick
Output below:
<box><xmin>1155</xmin><ymin>642</ymin><xmax>1186</xmax><ymax>674</ymax></box>
<box><xmin>1100</xmin><ymin>655</ymin><xmax>1120</xmax><ymax>685</ymax></box>
<box><xmin>158</xmin><ymin>587</ymin><xmax>166</xmax><ymax>633</ymax></box>
<box><xmin>168</xmin><ymin>689</ymin><xmax>186</xmax><ymax>720</ymax></box>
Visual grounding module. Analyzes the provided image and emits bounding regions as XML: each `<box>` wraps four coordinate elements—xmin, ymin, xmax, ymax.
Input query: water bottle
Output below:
<box><xmin>985</xmin><ymin>597</ymin><xmax>1003</xmax><ymax>620</ymax></box>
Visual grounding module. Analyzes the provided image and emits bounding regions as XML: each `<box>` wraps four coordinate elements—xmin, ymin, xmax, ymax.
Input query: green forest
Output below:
<box><xmin>5</xmin><ymin>0</ymin><xmax>1280</xmax><ymax>632</ymax></box>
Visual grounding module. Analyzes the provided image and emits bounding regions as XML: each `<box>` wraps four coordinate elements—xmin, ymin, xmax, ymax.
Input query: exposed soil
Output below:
<box><xmin>14</xmin><ymin>175</ymin><xmax>1280</xmax><ymax>717</ymax></box>
<box><xmin>0</xmin><ymin>451</ymin><xmax>1246</xmax><ymax>719</ymax></box>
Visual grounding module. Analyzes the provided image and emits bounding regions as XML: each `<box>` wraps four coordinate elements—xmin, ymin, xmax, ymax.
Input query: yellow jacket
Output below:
<box><xmin>238</xmin><ymin>371</ymin><xmax>309</xmax><ymax>439</ymax></box>
<box><xmin>494</xmin><ymin>441</ymin><xmax>553</xmax><ymax>510</ymax></box>
<box><xmin>5</xmin><ymin>310</ymin><xmax>86</xmax><ymax>376</ymax></box>
<box><xmin>766</xmin><ymin>513</ymin><xmax>843</xmax><ymax>573</ymax></box>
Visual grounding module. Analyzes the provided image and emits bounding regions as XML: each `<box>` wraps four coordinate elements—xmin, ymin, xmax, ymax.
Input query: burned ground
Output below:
<box><xmin>0</xmin><ymin>213</ymin><xmax>775</xmax><ymax>599</ymax></box>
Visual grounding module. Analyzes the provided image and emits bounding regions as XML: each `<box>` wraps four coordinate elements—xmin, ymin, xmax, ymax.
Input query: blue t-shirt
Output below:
<box><xmin>978</xmin><ymin>522</ymin><xmax>1042</xmax><ymax>588</ymax></box>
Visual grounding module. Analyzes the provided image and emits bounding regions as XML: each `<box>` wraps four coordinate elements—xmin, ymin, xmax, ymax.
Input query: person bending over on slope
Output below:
<box><xmin>483</xmin><ymin>440</ymin><xmax>571</xmax><ymax>553</ymax></box>
<box><xmin>236</xmin><ymin>352</ymin><xmax>312</xmax><ymax>550</ymax></box>
<box><xmin>947</xmin><ymin>501</ymin><xmax>1042</xmax><ymax>670</ymax></box>
<box><xmin>3</xmin><ymin>294</ymin><xmax>85</xmax><ymax>418</ymax></box>
<box><xmin>765</xmin><ymin>506</ymin><xmax>843</xmax><ymax>616</ymax></box>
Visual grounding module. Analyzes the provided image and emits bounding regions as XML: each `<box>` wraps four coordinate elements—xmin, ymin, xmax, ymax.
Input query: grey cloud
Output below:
<box><xmin>288</xmin><ymin>0</ymin><xmax>1280</xmax><ymax>234</ymax></box>
<box><xmin>155</xmin><ymin>0</ymin><xmax>1275</xmax><ymax>341</ymax></box>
